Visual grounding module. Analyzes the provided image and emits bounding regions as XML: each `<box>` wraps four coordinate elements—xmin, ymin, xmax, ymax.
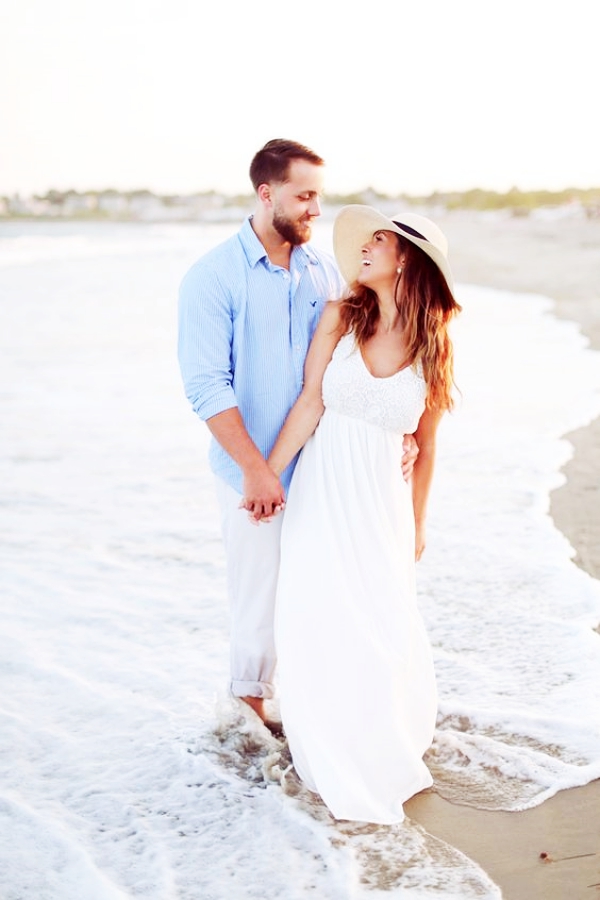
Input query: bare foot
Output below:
<box><xmin>239</xmin><ymin>696</ymin><xmax>285</xmax><ymax>738</ymax></box>
<box><xmin>240</xmin><ymin>695</ymin><xmax>265</xmax><ymax>721</ymax></box>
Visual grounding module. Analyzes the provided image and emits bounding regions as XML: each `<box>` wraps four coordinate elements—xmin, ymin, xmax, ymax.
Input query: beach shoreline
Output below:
<box><xmin>439</xmin><ymin>210</ymin><xmax>600</xmax><ymax>581</ymax></box>
<box><xmin>407</xmin><ymin>210</ymin><xmax>600</xmax><ymax>898</ymax></box>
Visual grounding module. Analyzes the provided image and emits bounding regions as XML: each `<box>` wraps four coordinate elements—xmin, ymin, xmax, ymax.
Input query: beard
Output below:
<box><xmin>272</xmin><ymin>207</ymin><xmax>312</xmax><ymax>246</ymax></box>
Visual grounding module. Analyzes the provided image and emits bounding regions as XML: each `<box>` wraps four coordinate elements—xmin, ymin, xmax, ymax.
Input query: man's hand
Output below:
<box><xmin>239</xmin><ymin>464</ymin><xmax>285</xmax><ymax>523</ymax></box>
<box><xmin>401</xmin><ymin>433</ymin><xmax>419</xmax><ymax>481</ymax></box>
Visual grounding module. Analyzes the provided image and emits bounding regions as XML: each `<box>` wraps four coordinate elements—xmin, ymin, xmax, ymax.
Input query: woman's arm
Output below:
<box><xmin>411</xmin><ymin>405</ymin><xmax>445</xmax><ymax>560</ymax></box>
<box><xmin>268</xmin><ymin>302</ymin><xmax>344</xmax><ymax>477</ymax></box>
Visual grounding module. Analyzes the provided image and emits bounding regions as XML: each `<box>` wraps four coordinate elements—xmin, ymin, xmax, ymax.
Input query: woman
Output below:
<box><xmin>268</xmin><ymin>205</ymin><xmax>461</xmax><ymax>824</ymax></box>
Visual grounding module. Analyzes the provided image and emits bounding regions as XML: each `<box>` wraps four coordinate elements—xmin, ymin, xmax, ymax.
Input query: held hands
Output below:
<box><xmin>401</xmin><ymin>433</ymin><xmax>419</xmax><ymax>481</ymax></box>
<box><xmin>242</xmin><ymin>501</ymin><xmax>285</xmax><ymax>525</ymax></box>
<box><xmin>239</xmin><ymin>464</ymin><xmax>286</xmax><ymax>525</ymax></box>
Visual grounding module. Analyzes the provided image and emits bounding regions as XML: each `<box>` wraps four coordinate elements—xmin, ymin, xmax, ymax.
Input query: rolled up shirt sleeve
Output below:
<box><xmin>178</xmin><ymin>259</ymin><xmax>238</xmax><ymax>422</ymax></box>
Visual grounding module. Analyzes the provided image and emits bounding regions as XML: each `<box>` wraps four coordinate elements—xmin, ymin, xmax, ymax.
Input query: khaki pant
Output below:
<box><xmin>215</xmin><ymin>477</ymin><xmax>285</xmax><ymax>699</ymax></box>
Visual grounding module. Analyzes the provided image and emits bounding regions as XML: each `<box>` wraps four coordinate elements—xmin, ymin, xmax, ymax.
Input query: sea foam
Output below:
<box><xmin>1</xmin><ymin>219</ymin><xmax>598</xmax><ymax>898</ymax></box>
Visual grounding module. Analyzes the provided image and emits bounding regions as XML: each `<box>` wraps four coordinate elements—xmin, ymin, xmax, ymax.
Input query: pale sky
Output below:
<box><xmin>2</xmin><ymin>0</ymin><xmax>598</xmax><ymax>198</ymax></box>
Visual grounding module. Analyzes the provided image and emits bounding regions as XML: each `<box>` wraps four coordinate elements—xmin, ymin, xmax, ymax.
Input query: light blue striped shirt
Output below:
<box><xmin>178</xmin><ymin>217</ymin><xmax>343</xmax><ymax>493</ymax></box>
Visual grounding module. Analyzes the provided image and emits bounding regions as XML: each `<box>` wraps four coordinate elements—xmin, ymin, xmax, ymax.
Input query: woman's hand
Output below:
<box><xmin>415</xmin><ymin>522</ymin><xmax>426</xmax><ymax>561</ymax></box>
<box><xmin>402</xmin><ymin>433</ymin><xmax>419</xmax><ymax>481</ymax></box>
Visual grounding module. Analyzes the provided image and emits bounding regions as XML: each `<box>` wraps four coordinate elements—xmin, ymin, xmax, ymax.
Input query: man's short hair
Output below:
<box><xmin>249</xmin><ymin>139</ymin><xmax>324</xmax><ymax>191</ymax></box>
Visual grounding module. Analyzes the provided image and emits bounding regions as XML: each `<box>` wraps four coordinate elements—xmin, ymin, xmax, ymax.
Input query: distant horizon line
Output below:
<box><xmin>3</xmin><ymin>184</ymin><xmax>600</xmax><ymax>201</ymax></box>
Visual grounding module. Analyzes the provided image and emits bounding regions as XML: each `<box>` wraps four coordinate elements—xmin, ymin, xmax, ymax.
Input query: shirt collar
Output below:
<box><xmin>239</xmin><ymin>216</ymin><xmax>319</xmax><ymax>269</ymax></box>
<box><xmin>239</xmin><ymin>217</ymin><xmax>268</xmax><ymax>268</ymax></box>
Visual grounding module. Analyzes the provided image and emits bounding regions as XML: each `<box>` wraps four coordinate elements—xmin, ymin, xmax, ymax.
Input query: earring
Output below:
<box><xmin>396</xmin><ymin>266</ymin><xmax>403</xmax><ymax>274</ymax></box>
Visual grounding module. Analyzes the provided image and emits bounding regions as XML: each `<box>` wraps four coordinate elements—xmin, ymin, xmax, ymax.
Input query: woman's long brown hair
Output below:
<box><xmin>337</xmin><ymin>235</ymin><xmax>462</xmax><ymax>411</ymax></box>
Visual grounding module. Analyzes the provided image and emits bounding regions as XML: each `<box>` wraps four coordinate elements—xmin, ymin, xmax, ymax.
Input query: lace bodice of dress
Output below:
<box><xmin>322</xmin><ymin>332</ymin><xmax>427</xmax><ymax>434</ymax></box>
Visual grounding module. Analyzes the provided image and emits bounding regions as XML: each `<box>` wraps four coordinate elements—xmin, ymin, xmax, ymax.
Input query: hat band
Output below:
<box><xmin>392</xmin><ymin>220</ymin><xmax>429</xmax><ymax>242</ymax></box>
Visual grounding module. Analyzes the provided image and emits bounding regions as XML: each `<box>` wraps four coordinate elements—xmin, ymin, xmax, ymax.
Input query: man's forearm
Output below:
<box><xmin>206</xmin><ymin>407</ymin><xmax>266</xmax><ymax>476</ymax></box>
<box><xmin>206</xmin><ymin>408</ymin><xmax>285</xmax><ymax>516</ymax></box>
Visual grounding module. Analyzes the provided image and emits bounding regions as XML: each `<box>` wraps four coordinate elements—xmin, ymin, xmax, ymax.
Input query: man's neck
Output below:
<box><xmin>250</xmin><ymin>214</ymin><xmax>293</xmax><ymax>270</ymax></box>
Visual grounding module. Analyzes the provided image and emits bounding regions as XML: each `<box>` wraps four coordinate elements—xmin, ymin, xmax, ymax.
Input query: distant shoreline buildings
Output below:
<box><xmin>0</xmin><ymin>189</ymin><xmax>254</xmax><ymax>222</ymax></box>
<box><xmin>1</xmin><ymin>187</ymin><xmax>599</xmax><ymax>222</ymax></box>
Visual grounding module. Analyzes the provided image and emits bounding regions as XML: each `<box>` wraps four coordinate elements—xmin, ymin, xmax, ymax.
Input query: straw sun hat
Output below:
<box><xmin>332</xmin><ymin>205</ymin><xmax>454</xmax><ymax>293</ymax></box>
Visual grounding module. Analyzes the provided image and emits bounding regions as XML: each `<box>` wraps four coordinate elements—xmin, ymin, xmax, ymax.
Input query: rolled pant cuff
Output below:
<box><xmin>230</xmin><ymin>680</ymin><xmax>275</xmax><ymax>700</ymax></box>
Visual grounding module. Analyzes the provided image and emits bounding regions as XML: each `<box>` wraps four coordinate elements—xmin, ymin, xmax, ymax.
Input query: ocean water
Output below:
<box><xmin>1</xmin><ymin>219</ymin><xmax>599</xmax><ymax>899</ymax></box>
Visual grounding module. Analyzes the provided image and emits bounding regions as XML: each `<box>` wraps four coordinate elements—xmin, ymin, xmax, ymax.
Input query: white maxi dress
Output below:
<box><xmin>275</xmin><ymin>332</ymin><xmax>437</xmax><ymax>824</ymax></box>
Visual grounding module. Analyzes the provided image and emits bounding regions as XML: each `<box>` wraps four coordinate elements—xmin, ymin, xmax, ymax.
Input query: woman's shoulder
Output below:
<box><xmin>320</xmin><ymin>298</ymin><xmax>343</xmax><ymax>325</ymax></box>
<box><xmin>318</xmin><ymin>300</ymin><xmax>353</xmax><ymax>344</ymax></box>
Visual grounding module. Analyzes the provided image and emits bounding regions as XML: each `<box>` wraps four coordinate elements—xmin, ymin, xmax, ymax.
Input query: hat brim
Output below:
<box><xmin>333</xmin><ymin>205</ymin><xmax>454</xmax><ymax>293</ymax></box>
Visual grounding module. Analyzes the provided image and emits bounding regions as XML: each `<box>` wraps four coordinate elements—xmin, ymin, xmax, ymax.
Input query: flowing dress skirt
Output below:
<box><xmin>275</xmin><ymin>408</ymin><xmax>437</xmax><ymax>824</ymax></box>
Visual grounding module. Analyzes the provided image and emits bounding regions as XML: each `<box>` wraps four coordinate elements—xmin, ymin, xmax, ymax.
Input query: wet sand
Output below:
<box><xmin>407</xmin><ymin>210</ymin><xmax>600</xmax><ymax>898</ymax></box>
<box><xmin>405</xmin><ymin>781</ymin><xmax>600</xmax><ymax>899</ymax></box>
<box><xmin>441</xmin><ymin>210</ymin><xmax>600</xmax><ymax>581</ymax></box>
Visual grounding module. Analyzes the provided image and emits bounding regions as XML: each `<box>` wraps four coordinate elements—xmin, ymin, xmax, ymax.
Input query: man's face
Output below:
<box><xmin>270</xmin><ymin>159</ymin><xmax>324</xmax><ymax>246</ymax></box>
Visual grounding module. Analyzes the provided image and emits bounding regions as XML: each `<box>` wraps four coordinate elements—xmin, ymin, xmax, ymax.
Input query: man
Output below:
<box><xmin>178</xmin><ymin>139</ymin><xmax>416</xmax><ymax>728</ymax></box>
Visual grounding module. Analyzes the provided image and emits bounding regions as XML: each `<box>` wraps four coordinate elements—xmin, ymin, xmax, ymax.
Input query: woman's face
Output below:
<box><xmin>356</xmin><ymin>230</ymin><xmax>402</xmax><ymax>290</ymax></box>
